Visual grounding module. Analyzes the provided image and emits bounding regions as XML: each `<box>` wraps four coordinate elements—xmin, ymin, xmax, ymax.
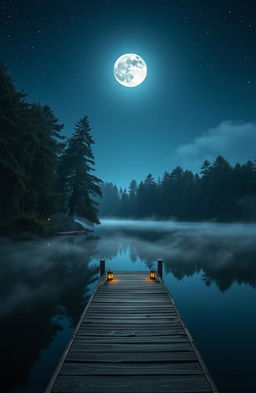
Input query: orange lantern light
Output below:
<box><xmin>150</xmin><ymin>270</ymin><xmax>156</xmax><ymax>279</ymax></box>
<box><xmin>107</xmin><ymin>271</ymin><xmax>114</xmax><ymax>281</ymax></box>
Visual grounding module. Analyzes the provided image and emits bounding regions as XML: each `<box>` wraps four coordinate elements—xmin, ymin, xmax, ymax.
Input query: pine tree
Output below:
<box><xmin>128</xmin><ymin>180</ymin><xmax>138</xmax><ymax>217</ymax></box>
<box><xmin>99</xmin><ymin>155</ymin><xmax>256</xmax><ymax>222</ymax></box>
<box><xmin>159</xmin><ymin>171</ymin><xmax>172</xmax><ymax>217</ymax></box>
<box><xmin>137</xmin><ymin>174</ymin><xmax>158</xmax><ymax>217</ymax></box>
<box><xmin>200</xmin><ymin>160</ymin><xmax>212</xmax><ymax>178</ymax></box>
<box><xmin>169</xmin><ymin>167</ymin><xmax>184</xmax><ymax>218</ymax></box>
<box><xmin>58</xmin><ymin>116</ymin><xmax>102</xmax><ymax>224</ymax></box>
<box><xmin>99</xmin><ymin>182</ymin><xmax>121</xmax><ymax>217</ymax></box>
<box><xmin>211</xmin><ymin>156</ymin><xmax>232</xmax><ymax>219</ymax></box>
<box><xmin>119</xmin><ymin>188</ymin><xmax>129</xmax><ymax>217</ymax></box>
<box><xmin>25</xmin><ymin>104</ymin><xmax>64</xmax><ymax>215</ymax></box>
<box><xmin>0</xmin><ymin>63</ymin><xmax>32</xmax><ymax>217</ymax></box>
<box><xmin>181</xmin><ymin>170</ymin><xmax>195</xmax><ymax>220</ymax></box>
<box><xmin>199</xmin><ymin>160</ymin><xmax>212</xmax><ymax>218</ymax></box>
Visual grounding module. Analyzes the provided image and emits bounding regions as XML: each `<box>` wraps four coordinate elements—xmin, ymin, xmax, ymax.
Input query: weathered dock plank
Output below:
<box><xmin>45</xmin><ymin>271</ymin><xmax>218</xmax><ymax>393</ymax></box>
<box><xmin>51</xmin><ymin>375</ymin><xmax>212</xmax><ymax>393</ymax></box>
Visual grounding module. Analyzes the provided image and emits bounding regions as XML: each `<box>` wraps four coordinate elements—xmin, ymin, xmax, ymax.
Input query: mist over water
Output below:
<box><xmin>96</xmin><ymin>219</ymin><xmax>256</xmax><ymax>291</ymax></box>
<box><xmin>0</xmin><ymin>219</ymin><xmax>256</xmax><ymax>393</ymax></box>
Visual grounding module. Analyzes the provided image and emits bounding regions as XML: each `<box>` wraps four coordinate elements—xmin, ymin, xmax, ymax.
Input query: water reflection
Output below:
<box><xmin>96</xmin><ymin>219</ymin><xmax>256</xmax><ymax>291</ymax></box>
<box><xmin>0</xmin><ymin>236</ymin><xmax>99</xmax><ymax>393</ymax></box>
<box><xmin>1</xmin><ymin>220</ymin><xmax>256</xmax><ymax>393</ymax></box>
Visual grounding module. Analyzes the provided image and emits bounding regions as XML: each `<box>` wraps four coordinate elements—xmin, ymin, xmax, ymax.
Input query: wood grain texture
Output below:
<box><xmin>46</xmin><ymin>270</ymin><xmax>218</xmax><ymax>393</ymax></box>
<box><xmin>80</xmin><ymin>323</ymin><xmax>183</xmax><ymax>330</ymax></box>
<box><xmin>83</xmin><ymin>318</ymin><xmax>180</xmax><ymax>324</ymax></box>
<box><xmin>51</xmin><ymin>375</ymin><xmax>212</xmax><ymax>393</ymax></box>
<box><xmin>74</xmin><ymin>335</ymin><xmax>189</xmax><ymax>344</ymax></box>
<box><xmin>84</xmin><ymin>311</ymin><xmax>177</xmax><ymax>316</ymax></box>
<box><xmin>66</xmin><ymin>351</ymin><xmax>198</xmax><ymax>363</ymax></box>
<box><xmin>77</xmin><ymin>328</ymin><xmax>186</xmax><ymax>336</ymax></box>
<box><xmin>87</xmin><ymin>307</ymin><xmax>175</xmax><ymax>313</ymax></box>
<box><xmin>70</xmin><ymin>342</ymin><xmax>193</xmax><ymax>352</ymax></box>
<box><xmin>60</xmin><ymin>361</ymin><xmax>204</xmax><ymax>375</ymax></box>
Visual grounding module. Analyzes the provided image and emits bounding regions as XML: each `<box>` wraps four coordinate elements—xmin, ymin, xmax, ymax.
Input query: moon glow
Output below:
<box><xmin>114</xmin><ymin>53</ymin><xmax>147</xmax><ymax>87</ymax></box>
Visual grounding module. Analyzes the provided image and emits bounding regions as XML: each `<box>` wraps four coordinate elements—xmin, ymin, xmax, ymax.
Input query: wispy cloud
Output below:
<box><xmin>175</xmin><ymin>121</ymin><xmax>256</xmax><ymax>172</ymax></box>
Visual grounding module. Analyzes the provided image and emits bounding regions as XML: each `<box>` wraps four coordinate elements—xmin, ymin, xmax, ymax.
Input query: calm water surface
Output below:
<box><xmin>1</xmin><ymin>219</ymin><xmax>256</xmax><ymax>393</ymax></box>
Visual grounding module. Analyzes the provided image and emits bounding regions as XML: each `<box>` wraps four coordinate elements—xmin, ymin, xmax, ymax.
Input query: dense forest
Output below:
<box><xmin>2</xmin><ymin>63</ymin><xmax>256</xmax><ymax>230</ymax></box>
<box><xmin>0</xmin><ymin>64</ymin><xmax>101</xmax><ymax>234</ymax></box>
<box><xmin>100</xmin><ymin>157</ymin><xmax>256</xmax><ymax>221</ymax></box>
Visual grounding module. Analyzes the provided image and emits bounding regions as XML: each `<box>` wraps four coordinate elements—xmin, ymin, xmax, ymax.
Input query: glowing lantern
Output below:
<box><xmin>47</xmin><ymin>217</ymin><xmax>51</xmax><ymax>222</ymax></box>
<box><xmin>107</xmin><ymin>271</ymin><xmax>114</xmax><ymax>281</ymax></box>
<box><xmin>150</xmin><ymin>270</ymin><xmax>156</xmax><ymax>279</ymax></box>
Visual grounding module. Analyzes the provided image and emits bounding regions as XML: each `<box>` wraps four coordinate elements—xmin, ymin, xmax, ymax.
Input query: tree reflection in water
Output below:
<box><xmin>0</xmin><ymin>235</ymin><xmax>99</xmax><ymax>393</ymax></box>
<box><xmin>96</xmin><ymin>220</ymin><xmax>256</xmax><ymax>291</ymax></box>
<box><xmin>1</xmin><ymin>220</ymin><xmax>256</xmax><ymax>392</ymax></box>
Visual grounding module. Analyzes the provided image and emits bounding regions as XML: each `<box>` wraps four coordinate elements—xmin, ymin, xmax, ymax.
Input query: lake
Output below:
<box><xmin>1</xmin><ymin>219</ymin><xmax>256</xmax><ymax>393</ymax></box>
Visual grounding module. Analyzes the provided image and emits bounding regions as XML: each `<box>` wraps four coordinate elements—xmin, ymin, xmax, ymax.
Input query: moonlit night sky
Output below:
<box><xmin>1</xmin><ymin>0</ymin><xmax>256</xmax><ymax>187</ymax></box>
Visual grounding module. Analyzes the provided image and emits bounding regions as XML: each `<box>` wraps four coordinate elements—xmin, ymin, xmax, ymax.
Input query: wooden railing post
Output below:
<box><xmin>157</xmin><ymin>259</ymin><xmax>163</xmax><ymax>278</ymax></box>
<box><xmin>100</xmin><ymin>259</ymin><xmax>105</xmax><ymax>277</ymax></box>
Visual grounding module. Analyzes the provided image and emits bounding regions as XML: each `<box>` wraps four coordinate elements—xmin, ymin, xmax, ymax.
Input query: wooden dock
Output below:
<box><xmin>45</xmin><ymin>263</ymin><xmax>218</xmax><ymax>393</ymax></box>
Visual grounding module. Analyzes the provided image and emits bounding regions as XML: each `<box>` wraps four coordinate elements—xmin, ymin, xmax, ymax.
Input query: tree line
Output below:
<box><xmin>100</xmin><ymin>156</ymin><xmax>256</xmax><ymax>221</ymax></box>
<box><xmin>0</xmin><ymin>64</ymin><xmax>101</xmax><ymax>233</ymax></box>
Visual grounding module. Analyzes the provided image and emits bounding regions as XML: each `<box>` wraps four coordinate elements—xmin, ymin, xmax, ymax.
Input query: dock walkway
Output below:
<box><xmin>45</xmin><ymin>270</ymin><xmax>218</xmax><ymax>393</ymax></box>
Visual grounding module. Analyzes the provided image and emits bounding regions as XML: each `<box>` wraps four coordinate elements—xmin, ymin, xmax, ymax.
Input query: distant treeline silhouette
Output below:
<box><xmin>0</xmin><ymin>64</ymin><xmax>101</xmax><ymax>233</ymax></box>
<box><xmin>100</xmin><ymin>156</ymin><xmax>256</xmax><ymax>221</ymax></box>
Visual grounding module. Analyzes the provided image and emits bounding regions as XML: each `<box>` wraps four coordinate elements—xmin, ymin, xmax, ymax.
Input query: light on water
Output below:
<box><xmin>1</xmin><ymin>219</ymin><xmax>256</xmax><ymax>393</ymax></box>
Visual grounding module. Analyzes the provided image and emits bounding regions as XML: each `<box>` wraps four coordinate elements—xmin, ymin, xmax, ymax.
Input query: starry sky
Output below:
<box><xmin>1</xmin><ymin>0</ymin><xmax>256</xmax><ymax>187</ymax></box>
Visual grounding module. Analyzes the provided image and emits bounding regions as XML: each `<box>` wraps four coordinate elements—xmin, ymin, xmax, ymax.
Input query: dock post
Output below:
<box><xmin>45</xmin><ymin>268</ymin><xmax>219</xmax><ymax>393</ymax></box>
<box><xmin>157</xmin><ymin>259</ymin><xmax>163</xmax><ymax>278</ymax></box>
<box><xmin>100</xmin><ymin>259</ymin><xmax>105</xmax><ymax>277</ymax></box>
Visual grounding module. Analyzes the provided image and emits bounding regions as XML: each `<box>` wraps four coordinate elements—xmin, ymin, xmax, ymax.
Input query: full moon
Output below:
<box><xmin>114</xmin><ymin>53</ymin><xmax>147</xmax><ymax>87</ymax></box>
